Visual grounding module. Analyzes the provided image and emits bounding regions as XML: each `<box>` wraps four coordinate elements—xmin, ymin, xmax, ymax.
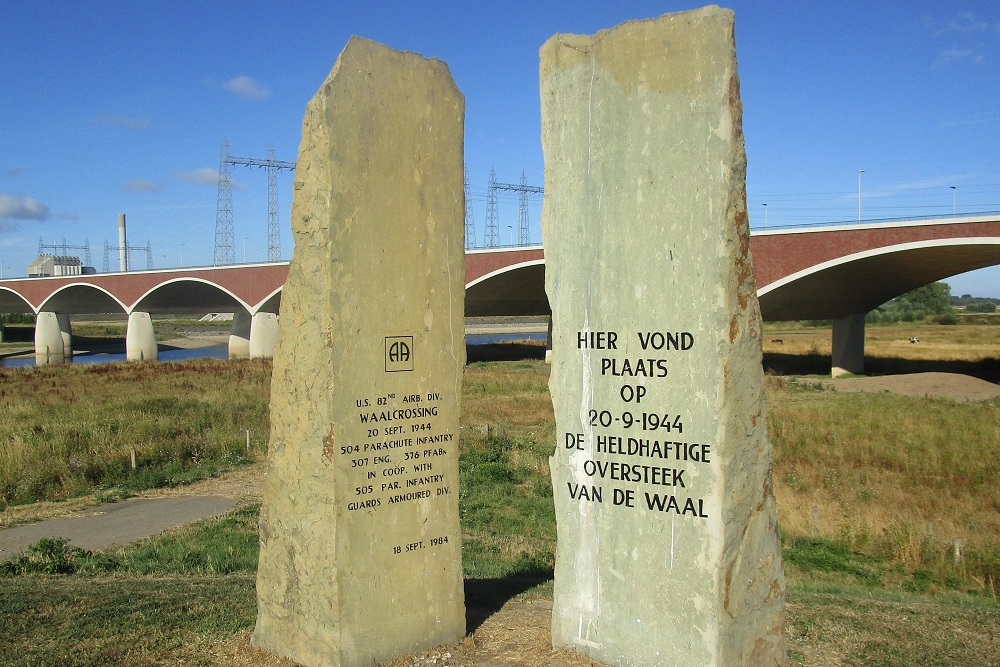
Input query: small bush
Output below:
<box><xmin>0</xmin><ymin>537</ymin><xmax>91</xmax><ymax>575</ymax></box>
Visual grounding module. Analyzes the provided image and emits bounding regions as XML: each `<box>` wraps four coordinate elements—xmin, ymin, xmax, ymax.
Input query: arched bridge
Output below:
<box><xmin>2</xmin><ymin>214</ymin><xmax>998</xmax><ymax>373</ymax></box>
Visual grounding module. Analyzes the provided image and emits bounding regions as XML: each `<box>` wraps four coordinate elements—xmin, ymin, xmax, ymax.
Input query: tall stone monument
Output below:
<box><xmin>253</xmin><ymin>37</ymin><xmax>466</xmax><ymax>667</ymax></box>
<box><xmin>541</xmin><ymin>8</ymin><xmax>785</xmax><ymax>666</ymax></box>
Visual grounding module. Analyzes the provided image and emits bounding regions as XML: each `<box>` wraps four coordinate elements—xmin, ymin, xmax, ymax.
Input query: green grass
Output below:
<box><xmin>1</xmin><ymin>505</ymin><xmax>261</xmax><ymax>577</ymax></box>
<box><xmin>459</xmin><ymin>431</ymin><xmax>555</xmax><ymax>579</ymax></box>
<box><xmin>0</xmin><ymin>574</ymin><xmax>257</xmax><ymax>666</ymax></box>
<box><xmin>2</xmin><ymin>349</ymin><xmax>1000</xmax><ymax>664</ymax></box>
<box><xmin>0</xmin><ymin>359</ymin><xmax>271</xmax><ymax>506</ymax></box>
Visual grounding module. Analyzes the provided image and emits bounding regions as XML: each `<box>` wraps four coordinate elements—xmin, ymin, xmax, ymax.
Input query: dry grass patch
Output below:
<box><xmin>462</xmin><ymin>361</ymin><xmax>554</xmax><ymax>436</ymax></box>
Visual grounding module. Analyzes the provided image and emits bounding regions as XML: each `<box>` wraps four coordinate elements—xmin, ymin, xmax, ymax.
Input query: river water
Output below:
<box><xmin>0</xmin><ymin>332</ymin><xmax>546</xmax><ymax>368</ymax></box>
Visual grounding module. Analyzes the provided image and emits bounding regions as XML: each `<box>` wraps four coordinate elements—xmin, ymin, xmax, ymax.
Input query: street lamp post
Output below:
<box><xmin>507</xmin><ymin>225</ymin><xmax>513</xmax><ymax>246</ymax></box>
<box><xmin>858</xmin><ymin>170</ymin><xmax>864</xmax><ymax>224</ymax></box>
<box><xmin>243</xmin><ymin>238</ymin><xmax>248</xmax><ymax>263</ymax></box>
<box><xmin>181</xmin><ymin>244</ymin><xmax>185</xmax><ymax>267</ymax></box>
<box><xmin>951</xmin><ymin>186</ymin><xmax>956</xmax><ymax>215</ymax></box>
<box><xmin>762</xmin><ymin>203</ymin><xmax>768</xmax><ymax>228</ymax></box>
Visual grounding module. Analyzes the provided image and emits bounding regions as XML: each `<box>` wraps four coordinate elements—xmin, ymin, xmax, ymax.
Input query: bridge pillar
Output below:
<box><xmin>126</xmin><ymin>312</ymin><xmax>158</xmax><ymax>362</ymax></box>
<box><xmin>34</xmin><ymin>312</ymin><xmax>66</xmax><ymax>365</ymax></box>
<box><xmin>831</xmin><ymin>313</ymin><xmax>865</xmax><ymax>377</ymax></box>
<box><xmin>0</xmin><ymin>320</ymin><xmax>5</xmax><ymax>343</ymax></box>
<box><xmin>57</xmin><ymin>314</ymin><xmax>73</xmax><ymax>360</ymax></box>
<box><xmin>229</xmin><ymin>310</ymin><xmax>251</xmax><ymax>359</ymax></box>
<box><xmin>249</xmin><ymin>312</ymin><xmax>279</xmax><ymax>358</ymax></box>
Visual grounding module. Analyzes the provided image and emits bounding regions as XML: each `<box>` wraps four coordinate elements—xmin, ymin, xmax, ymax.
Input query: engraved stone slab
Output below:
<box><xmin>252</xmin><ymin>37</ymin><xmax>466</xmax><ymax>667</ymax></box>
<box><xmin>540</xmin><ymin>8</ymin><xmax>785</xmax><ymax>667</ymax></box>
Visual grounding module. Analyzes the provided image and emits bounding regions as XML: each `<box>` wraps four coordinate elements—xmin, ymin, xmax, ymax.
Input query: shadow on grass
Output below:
<box><xmin>763</xmin><ymin>352</ymin><xmax>830</xmax><ymax>376</ymax></box>
<box><xmin>68</xmin><ymin>335</ymin><xmax>127</xmax><ymax>355</ymax></box>
<box><xmin>464</xmin><ymin>570</ymin><xmax>553</xmax><ymax>633</ymax></box>
<box><xmin>764</xmin><ymin>352</ymin><xmax>1000</xmax><ymax>382</ymax></box>
<box><xmin>467</xmin><ymin>342</ymin><xmax>547</xmax><ymax>363</ymax></box>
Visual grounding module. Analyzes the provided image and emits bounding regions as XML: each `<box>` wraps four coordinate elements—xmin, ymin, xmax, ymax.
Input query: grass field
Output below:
<box><xmin>0</xmin><ymin>359</ymin><xmax>270</xmax><ymax>509</ymax></box>
<box><xmin>1</xmin><ymin>322</ymin><xmax>999</xmax><ymax>665</ymax></box>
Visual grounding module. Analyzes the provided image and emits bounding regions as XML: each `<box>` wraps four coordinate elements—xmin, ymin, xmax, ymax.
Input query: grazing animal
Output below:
<box><xmin>770</xmin><ymin>338</ymin><xmax>784</xmax><ymax>345</ymax></box>
<box><xmin>909</xmin><ymin>336</ymin><xmax>920</xmax><ymax>344</ymax></box>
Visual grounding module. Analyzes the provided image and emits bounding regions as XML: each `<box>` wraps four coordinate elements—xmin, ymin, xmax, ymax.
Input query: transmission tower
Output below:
<box><xmin>484</xmin><ymin>168</ymin><xmax>500</xmax><ymax>248</ymax></box>
<box><xmin>266</xmin><ymin>145</ymin><xmax>281</xmax><ymax>261</ymax></box>
<box><xmin>214</xmin><ymin>139</ymin><xmax>296</xmax><ymax>265</ymax></box>
<box><xmin>103</xmin><ymin>240</ymin><xmax>154</xmax><ymax>272</ymax></box>
<box><xmin>39</xmin><ymin>238</ymin><xmax>92</xmax><ymax>266</ymax></box>
<box><xmin>464</xmin><ymin>168</ymin><xmax>476</xmax><ymax>249</ymax></box>
<box><xmin>490</xmin><ymin>171</ymin><xmax>544</xmax><ymax>246</ymax></box>
<box><xmin>214</xmin><ymin>139</ymin><xmax>235</xmax><ymax>265</ymax></box>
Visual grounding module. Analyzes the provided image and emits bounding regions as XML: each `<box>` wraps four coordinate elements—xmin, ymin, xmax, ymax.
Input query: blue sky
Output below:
<box><xmin>2</xmin><ymin>1</ymin><xmax>999</xmax><ymax>297</ymax></box>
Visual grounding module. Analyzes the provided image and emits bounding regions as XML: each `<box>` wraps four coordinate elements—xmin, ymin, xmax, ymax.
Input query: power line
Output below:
<box><xmin>103</xmin><ymin>240</ymin><xmax>153</xmax><ymax>272</ymax></box>
<box><xmin>491</xmin><ymin>171</ymin><xmax>543</xmax><ymax>245</ymax></box>
<box><xmin>39</xmin><ymin>238</ymin><xmax>92</xmax><ymax>267</ymax></box>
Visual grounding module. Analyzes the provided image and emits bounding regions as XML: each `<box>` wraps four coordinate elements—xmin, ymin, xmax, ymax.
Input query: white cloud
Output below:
<box><xmin>176</xmin><ymin>167</ymin><xmax>221</xmax><ymax>186</ymax></box>
<box><xmin>123</xmin><ymin>179</ymin><xmax>161</xmax><ymax>192</ymax></box>
<box><xmin>931</xmin><ymin>11</ymin><xmax>991</xmax><ymax>36</ymax></box>
<box><xmin>939</xmin><ymin>112</ymin><xmax>998</xmax><ymax>128</ymax></box>
<box><xmin>0</xmin><ymin>193</ymin><xmax>50</xmax><ymax>221</ymax></box>
<box><xmin>937</xmin><ymin>48</ymin><xmax>985</xmax><ymax>65</ymax></box>
<box><xmin>57</xmin><ymin>212</ymin><xmax>79</xmax><ymax>221</ymax></box>
<box><xmin>93</xmin><ymin>114</ymin><xmax>151</xmax><ymax>129</ymax></box>
<box><xmin>224</xmin><ymin>75</ymin><xmax>271</xmax><ymax>100</ymax></box>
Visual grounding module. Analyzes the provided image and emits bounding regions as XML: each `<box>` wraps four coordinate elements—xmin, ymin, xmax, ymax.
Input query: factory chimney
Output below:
<box><xmin>118</xmin><ymin>213</ymin><xmax>128</xmax><ymax>272</ymax></box>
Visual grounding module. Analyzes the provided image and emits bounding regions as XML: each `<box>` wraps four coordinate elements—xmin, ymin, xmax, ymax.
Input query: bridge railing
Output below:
<box><xmin>751</xmin><ymin>210</ymin><xmax>1000</xmax><ymax>232</ymax></box>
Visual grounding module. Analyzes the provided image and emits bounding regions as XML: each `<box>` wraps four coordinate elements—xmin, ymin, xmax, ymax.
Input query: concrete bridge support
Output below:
<box><xmin>249</xmin><ymin>312</ymin><xmax>278</xmax><ymax>358</ymax></box>
<box><xmin>57</xmin><ymin>314</ymin><xmax>73</xmax><ymax>361</ymax></box>
<box><xmin>831</xmin><ymin>313</ymin><xmax>865</xmax><ymax>377</ymax></box>
<box><xmin>126</xmin><ymin>311</ymin><xmax>158</xmax><ymax>362</ymax></box>
<box><xmin>229</xmin><ymin>311</ymin><xmax>251</xmax><ymax>359</ymax></box>
<box><xmin>34</xmin><ymin>312</ymin><xmax>66</xmax><ymax>365</ymax></box>
<box><xmin>0</xmin><ymin>321</ymin><xmax>5</xmax><ymax>343</ymax></box>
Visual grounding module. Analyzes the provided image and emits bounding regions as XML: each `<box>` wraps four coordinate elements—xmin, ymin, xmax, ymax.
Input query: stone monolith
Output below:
<box><xmin>541</xmin><ymin>8</ymin><xmax>785</xmax><ymax>667</ymax></box>
<box><xmin>253</xmin><ymin>37</ymin><xmax>466</xmax><ymax>667</ymax></box>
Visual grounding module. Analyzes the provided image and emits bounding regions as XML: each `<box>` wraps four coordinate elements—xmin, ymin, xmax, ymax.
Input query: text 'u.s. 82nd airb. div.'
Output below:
<box><xmin>565</xmin><ymin>329</ymin><xmax>711</xmax><ymax>518</ymax></box>
<box><xmin>340</xmin><ymin>335</ymin><xmax>456</xmax><ymax>551</ymax></box>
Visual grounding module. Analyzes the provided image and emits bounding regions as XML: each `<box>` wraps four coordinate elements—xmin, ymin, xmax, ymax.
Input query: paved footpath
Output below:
<box><xmin>0</xmin><ymin>496</ymin><xmax>237</xmax><ymax>561</ymax></box>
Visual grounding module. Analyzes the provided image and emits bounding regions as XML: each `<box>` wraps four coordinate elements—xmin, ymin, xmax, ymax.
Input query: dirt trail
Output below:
<box><xmin>800</xmin><ymin>371</ymin><xmax>1000</xmax><ymax>402</ymax></box>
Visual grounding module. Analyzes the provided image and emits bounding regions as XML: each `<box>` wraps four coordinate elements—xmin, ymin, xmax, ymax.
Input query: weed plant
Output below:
<box><xmin>0</xmin><ymin>505</ymin><xmax>260</xmax><ymax>576</ymax></box>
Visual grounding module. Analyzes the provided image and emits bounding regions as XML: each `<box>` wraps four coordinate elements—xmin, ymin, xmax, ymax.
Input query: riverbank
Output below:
<box><xmin>1</xmin><ymin>319</ymin><xmax>547</xmax><ymax>365</ymax></box>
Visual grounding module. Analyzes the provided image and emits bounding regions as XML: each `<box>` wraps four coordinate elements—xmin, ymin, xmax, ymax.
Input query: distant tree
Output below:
<box><xmin>866</xmin><ymin>282</ymin><xmax>954</xmax><ymax>324</ymax></box>
<box><xmin>967</xmin><ymin>302</ymin><xmax>997</xmax><ymax>313</ymax></box>
<box><xmin>903</xmin><ymin>282</ymin><xmax>952</xmax><ymax>315</ymax></box>
<box><xmin>0</xmin><ymin>313</ymin><xmax>34</xmax><ymax>325</ymax></box>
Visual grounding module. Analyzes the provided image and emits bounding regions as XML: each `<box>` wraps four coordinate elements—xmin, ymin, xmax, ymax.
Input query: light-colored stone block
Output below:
<box><xmin>253</xmin><ymin>36</ymin><xmax>466</xmax><ymax>667</ymax></box>
<box><xmin>541</xmin><ymin>8</ymin><xmax>785</xmax><ymax>666</ymax></box>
